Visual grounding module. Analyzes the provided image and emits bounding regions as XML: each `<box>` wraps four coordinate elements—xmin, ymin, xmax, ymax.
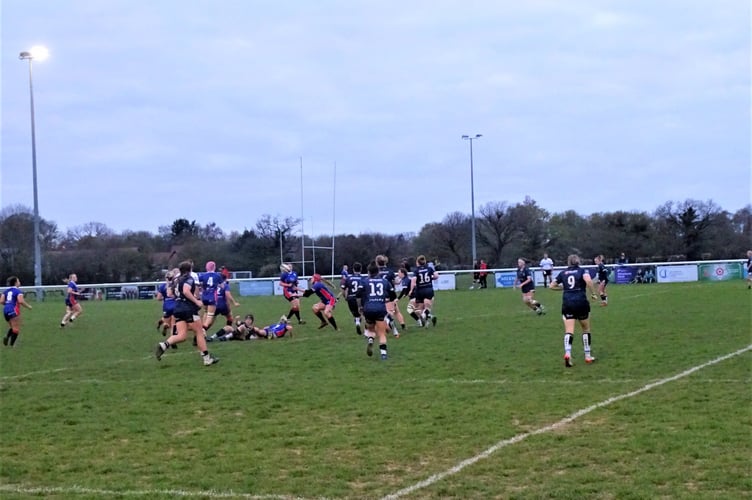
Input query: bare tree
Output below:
<box><xmin>477</xmin><ymin>201</ymin><xmax>517</xmax><ymax>265</ymax></box>
<box><xmin>654</xmin><ymin>199</ymin><xmax>724</xmax><ymax>260</ymax></box>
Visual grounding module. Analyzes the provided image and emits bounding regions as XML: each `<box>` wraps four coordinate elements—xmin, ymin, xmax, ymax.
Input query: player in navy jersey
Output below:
<box><xmin>342</xmin><ymin>262</ymin><xmax>365</xmax><ymax>335</ymax></box>
<box><xmin>155</xmin><ymin>269</ymin><xmax>177</xmax><ymax>337</ymax></box>
<box><xmin>155</xmin><ymin>260</ymin><xmax>219</xmax><ymax>366</ymax></box>
<box><xmin>2</xmin><ymin>276</ymin><xmax>33</xmax><ymax>347</ymax></box>
<box><xmin>550</xmin><ymin>254</ymin><xmax>598</xmax><ymax>367</ymax></box>
<box><xmin>279</xmin><ymin>263</ymin><xmax>305</xmax><ymax>324</ymax></box>
<box><xmin>514</xmin><ymin>258</ymin><xmax>545</xmax><ymax>315</ymax></box>
<box><xmin>411</xmin><ymin>254</ymin><xmax>438</xmax><ymax>327</ymax></box>
<box><xmin>60</xmin><ymin>273</ymin><xmax>83</xmax><ymax>327</ymax></box>
<box><xmin>309</xmin><ymin>274</ymin><xmax>339</xmax><ymax>330</ymax></box>
<box><xmin>400</xmin><ymin>267</ymin><xmax>421</xmax><ymax>326</ymax></box>
<box><xmin>394</xmin><ymin>267</ymin><xmax>412</xmax><ymax>330</ymax></box>
<box><xmin>376</xmin><ymin>254</ymin><xmax>404</xmax><ymax>336</ymax></box>
<box><xmin>359</xmin><ymin>261</ymin><xmax>393</xmax><ymax>360</ymax></box>
<box><xmin>199</xmin><ymin>261</ymin><xmax>224</xmax><ymax>330</ymax></box>
<box><xmin>593</xmin><ymin>255</ymin><xmax>610</xmax><ymax>306</ymax></box>
<box><xmin>746</xmin><ymin>250</ymin><xmax>752</xmax><ymax>289</ymax></box>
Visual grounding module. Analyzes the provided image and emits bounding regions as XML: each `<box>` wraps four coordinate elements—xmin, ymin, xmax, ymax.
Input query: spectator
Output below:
<box><xmin>539</xmin><ymin>253</ymin><xmax>554</xmax><ymax>288</ymax></box>
<box><xmin>471</xmin><ymin>260</ymin><xmax>480</xmax><ymax>289</ymax></box>
<box><xmin>644</xmin><ymin>268</ymin><xmax>656</xmax><ymax>283</ymax></box>
<box><xmin>633</xmin><ymin>268</ymin><xmax>645</xmax><ymax>284</ymax></box>
<box><xmin>617</xmin><ymin>252</ymin><xmax>628</xmax><ymax>265</ymax></box>
<box><xmin>479</xmin><ymin>259</ymin><xmax>488</xmax><ymax>289</ymax></box>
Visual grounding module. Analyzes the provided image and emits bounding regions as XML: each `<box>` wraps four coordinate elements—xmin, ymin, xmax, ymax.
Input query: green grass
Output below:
<box><xmin>0</xmin><ymin>281</ymin><xmax>750</xmax><ymax>499</ymax></box>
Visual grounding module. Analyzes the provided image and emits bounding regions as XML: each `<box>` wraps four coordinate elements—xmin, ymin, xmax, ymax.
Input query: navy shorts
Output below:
<box><xmin>562</xmin><ymin>299</ymin><xmax>590</xmax><ymax>321</ymax></box>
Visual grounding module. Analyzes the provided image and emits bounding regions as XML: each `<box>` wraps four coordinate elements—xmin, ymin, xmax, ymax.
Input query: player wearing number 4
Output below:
<box><xmin>200</xmin><ymin>261</ymin><xmax>224</xmax><ymax>330</ymax></box>
<box><xmin>550</xmin><ymin>254</ymin><xmax>598</xmax><ymax>367</ymax></box>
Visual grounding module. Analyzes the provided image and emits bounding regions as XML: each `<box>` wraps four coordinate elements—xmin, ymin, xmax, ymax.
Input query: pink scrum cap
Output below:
<box><xmin>205</xmin><ymin>261</ymin><xmax>216</xmax><ymax>272</ymax></box>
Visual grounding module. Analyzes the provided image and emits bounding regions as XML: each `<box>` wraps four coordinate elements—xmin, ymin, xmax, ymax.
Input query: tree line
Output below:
<box><xmin>1</xmin><ymin>197</ymin><xmax>749</xmax><ymax>285</ymax></box>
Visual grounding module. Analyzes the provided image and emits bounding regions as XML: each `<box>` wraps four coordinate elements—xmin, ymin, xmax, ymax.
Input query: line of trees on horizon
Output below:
<box><xmin>1</xmin><ymin>197</ymin><xmax>750</xmax><ymax>286</ymax></box>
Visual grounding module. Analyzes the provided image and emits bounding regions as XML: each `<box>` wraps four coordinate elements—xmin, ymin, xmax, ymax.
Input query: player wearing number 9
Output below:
<box><xmin>550</xmin><ymin>254</ymin><xmax>599</xmax><ymax>368</ymax></box>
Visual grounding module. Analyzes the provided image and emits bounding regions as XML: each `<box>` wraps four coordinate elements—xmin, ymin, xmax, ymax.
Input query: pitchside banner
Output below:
<box><xmin>614</xmin><ymin>266</ymin><xmax>638</xmax><ymax>284</ymax></box>
<box><xmin>434</xmin><ymin>273</ymin><xmax>456</xmax><ymax>291</ymax></box>
<box><xmin>656</xmin><ymin>265</ymin><xmax>698</xmax><ymax>283</ymax></box>
<box><xmin>495</xmin><ymin>272</ymin><xmax>517</xmax><ymax>288</ymax></box>
<box><xmin>698</xmin><ymin>262</ymin><xmax>743</xmax><ymax>281</ymax></box>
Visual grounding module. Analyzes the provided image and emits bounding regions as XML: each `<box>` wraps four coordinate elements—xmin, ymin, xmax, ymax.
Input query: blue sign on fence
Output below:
<box><xmin>495</xmin><ymin>272</ymin><xmax>517</xmax><ymax>288</ymax></box>
<box><xmin>614</xmin><ymin>266</ymin><xmax>637</xmax><ymax>284</ymax></box>
<box><xmin>239</xmin><ymin>281</ymin><xmax>274</xmax><ymax>297</ymax></box>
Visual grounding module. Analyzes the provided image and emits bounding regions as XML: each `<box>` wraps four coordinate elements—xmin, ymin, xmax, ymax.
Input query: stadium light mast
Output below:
<box><xmin>19</xmin><ymin>46</ymin><xmax>49</xmax><ymax>300</ymax></box>
<box><xmin>462</xmin><ymin>134</ymin><xmax>482</xmax><ymax>265</ymax></box>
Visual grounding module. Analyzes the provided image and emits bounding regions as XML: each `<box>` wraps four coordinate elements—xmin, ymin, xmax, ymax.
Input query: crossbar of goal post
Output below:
<box><xmin>298</xmin><ymin>157</ymin><xmax>337</xmax><ymax>278</ymax></box>
<box><xmin>302</xmin><ymin>240</ymin><xmax>335</xmax><ymax>277</ymax></box>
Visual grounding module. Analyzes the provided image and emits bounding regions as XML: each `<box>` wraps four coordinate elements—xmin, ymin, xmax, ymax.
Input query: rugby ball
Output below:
<box><xmin>280</xmin><ymin>263</ymin><xmax>292</xmax><ymax>273</ymax></box>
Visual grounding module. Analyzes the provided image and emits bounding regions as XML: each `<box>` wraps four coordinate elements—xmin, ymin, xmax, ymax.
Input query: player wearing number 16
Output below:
<box><xmin>550</xmin><ymin>254</ymin><xmax>598</xmax><ymax>368</ymax></box>
<box><xmin>410</xmin><ymin>255</ymin><xmax>438</xmax><ymax>327</ymax></box>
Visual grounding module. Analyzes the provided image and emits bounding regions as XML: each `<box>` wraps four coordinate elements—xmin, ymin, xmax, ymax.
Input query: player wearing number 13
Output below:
<box><xmin>550</xmin><ymin>254</ymin><xmax>598</xmax><ymax>367</ymax></box>
<box><xmin>359</xmin><ymin>261</ymin><xmax>394</xmax><ymax>360</ymax></box>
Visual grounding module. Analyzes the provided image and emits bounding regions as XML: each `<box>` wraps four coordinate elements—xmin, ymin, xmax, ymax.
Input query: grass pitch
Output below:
<box><xmin>0</xmin><ymin>281</ymin><xmax>750</xmax><ymax>499</ymax></box>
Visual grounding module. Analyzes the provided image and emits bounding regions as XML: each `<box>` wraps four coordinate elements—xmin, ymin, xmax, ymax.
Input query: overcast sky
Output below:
<box><xmin>2</xmin><ymin>0</ymin><xmax>750</xmax><ymax>237</ymax></box>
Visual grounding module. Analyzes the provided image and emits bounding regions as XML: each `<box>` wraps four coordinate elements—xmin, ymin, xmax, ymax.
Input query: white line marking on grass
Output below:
<box><xmin>415</xmin><ymin>377</ymin><xmax>751</xmax><ymax>386</ymax></box>
<box><xmin>0</xmin><ymin>336</ymin><xmax>306</xmax><ymax>382</ymax></box>
<box><xmin>0</xmin><ymin>349</ymin><xmax>205</xmax><ymax>381</ymax></box>
<box><xmin>382</xmin><ymin>344</ymin><xmax>752</xmax><ymax>500</ymax></box>
<box><xmin>0</xmin><ymin>483</ymin><xmax>310</xmax><ymax>499</ymax></box>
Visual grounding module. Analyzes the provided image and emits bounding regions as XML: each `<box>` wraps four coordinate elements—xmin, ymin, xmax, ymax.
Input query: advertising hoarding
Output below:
<box><xmin>698</xmin><ymin>262</ymin><xmax>742</xmax><ymax>281</ymax></box>
<box><xmin>656</xmin><ymin>265</ymin><xmax>698</xmax><ymax>283</ymax></box>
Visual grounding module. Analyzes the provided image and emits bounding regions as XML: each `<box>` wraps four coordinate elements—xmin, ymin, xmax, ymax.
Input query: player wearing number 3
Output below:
<box><xmin>550</xmin><ymin>254</ymin><xmax>598</xmax><ymax>367</ymax></box>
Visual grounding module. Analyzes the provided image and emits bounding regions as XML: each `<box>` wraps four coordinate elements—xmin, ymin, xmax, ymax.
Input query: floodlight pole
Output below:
<box><xmin>19</xmin><ymin>50</ymin><xmax>44</xmax><ymax>299</ymax></box>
